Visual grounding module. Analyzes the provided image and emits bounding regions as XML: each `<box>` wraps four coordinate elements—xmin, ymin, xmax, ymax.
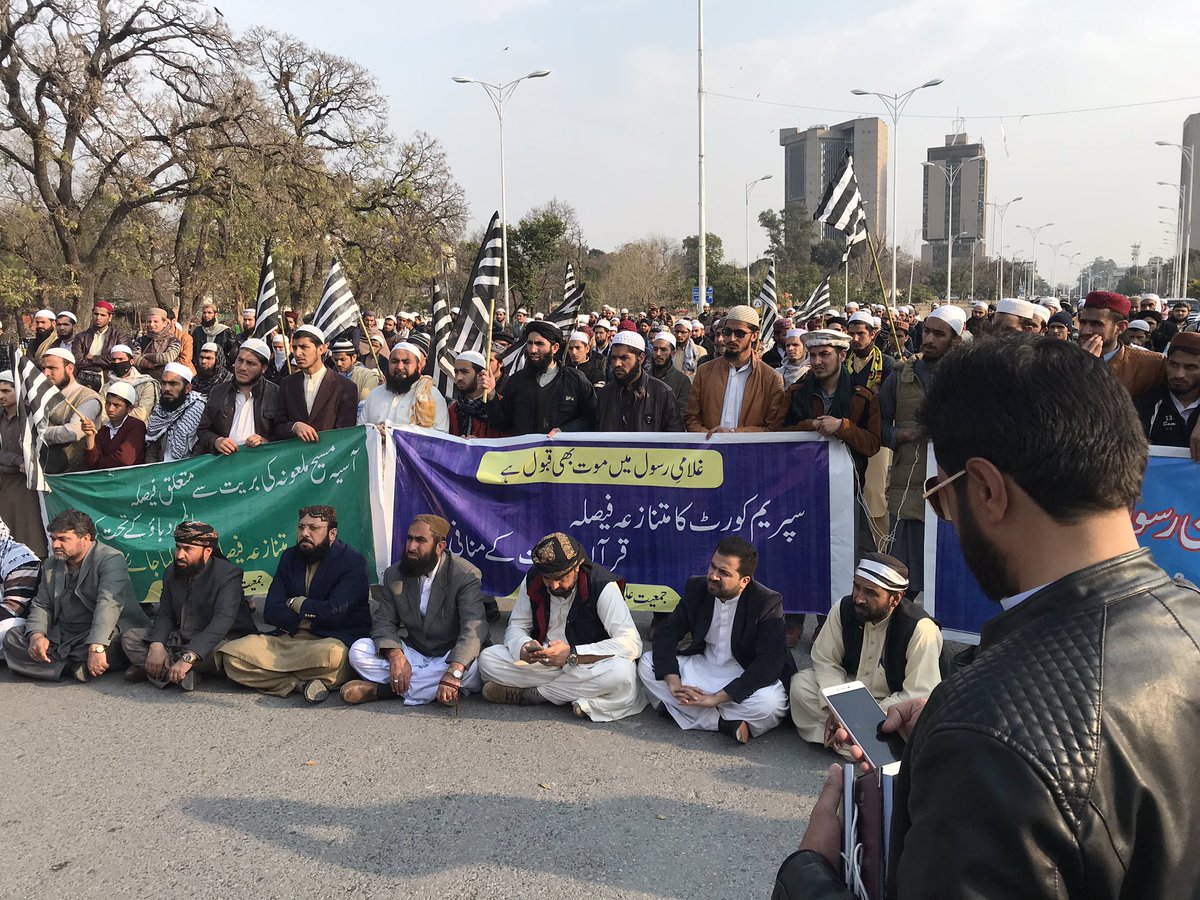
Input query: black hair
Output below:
<box><xmin>917</xmin><ymin>334</ymin><xmax>1147</xmax><ymax>522</ymax></box>
<box><xmin>47</xmin><ymin>509</ymin><xmax>96</xmax><ymax>539</ymax></box>
<box><xmin>714</xmin><ymin>537</ymin><xmax>759</xmax><ymax>578</ymax></box>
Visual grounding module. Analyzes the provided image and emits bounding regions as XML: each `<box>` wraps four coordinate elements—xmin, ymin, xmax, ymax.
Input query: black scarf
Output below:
<box><xmin>792</xmin><ymin>368</ymin><xmax>854</xmax><ymax>420</ymax></box>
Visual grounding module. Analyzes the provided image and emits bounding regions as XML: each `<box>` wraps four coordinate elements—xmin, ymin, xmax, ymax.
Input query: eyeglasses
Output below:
<box><xmin>720</xmin><ymin>327</ymin><xmax>752</xmax><ymax>339</ymax></box>
<box><xmin>922</xmin><ymin>469</ymin><xmax>966</xmax><ymax>521</ymax></box>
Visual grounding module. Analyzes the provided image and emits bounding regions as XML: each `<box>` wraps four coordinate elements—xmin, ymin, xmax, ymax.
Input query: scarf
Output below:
<box><xmin>777</xmin><ymin>359</ymin><xmax>808</xmax><ymax>389</ymax></box>
<box><xmin>200</xmin><ymin>322</ymin><xmax>230</xmax><ymax>341</ymax></box>
<box><xmin>192</xmin><ymin>363</ymin><xmax>230</xmax><ymax>396</ymax></box>
<box><xmin>850</xmin><ymin>344</ymin><xmax>885</xmax><ymax>389</ymax></box>
<box><xmin>682</xmin><ymin>340</ymin><xmax>699</xmax><ymax>375</ymax></box>
<box><xmin>792</xmin><ymin>369</ymin><xmax>855</xmax><ymax>421</ymax></box>
<box><xmin>145</xmin><ymin>392</ymin><xmax>206</xmax><ymax>460</ymax></box>
<box><xmin>453</xmin><ymin>394</ymin><xmax>487</xmax><ymax>437</ymax></box>
<box><xmin>0</xmin><ymin>519</ymin><xmax>36</xmax><ymax>580</ymax></box>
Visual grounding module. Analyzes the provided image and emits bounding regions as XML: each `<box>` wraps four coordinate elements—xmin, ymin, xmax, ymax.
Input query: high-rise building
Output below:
<box><xmin>1182</xmin><ymin>113</ymin><xmax>1199</xmax><ymax>255</ymax></box>
<box><xmin>778</xmin><ymin>118</ymin><xmax>887</xmax><ymax>243</ymax></box>
<box><xmin>921</xmin><ymin>133</ymin><xmax>988</xmax><ymax>268</ymax></box>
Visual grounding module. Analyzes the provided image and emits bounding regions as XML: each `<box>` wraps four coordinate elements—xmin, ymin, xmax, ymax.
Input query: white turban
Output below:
<box><xmin>927</xmin><ymin>305</ymin><xmax>967</xmax><ymax>335</ymax></box>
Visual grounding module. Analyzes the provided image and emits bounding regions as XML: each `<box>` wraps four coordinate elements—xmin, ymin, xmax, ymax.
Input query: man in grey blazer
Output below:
<box><xmin>341</xmin><ymin>514</ymin><xmax>489</xmax><ymax>706</ymax></box>
<box><xmin>4</xmin><ymin>509</ymin><xmax>149</xmax><ymax>682</ymax></box>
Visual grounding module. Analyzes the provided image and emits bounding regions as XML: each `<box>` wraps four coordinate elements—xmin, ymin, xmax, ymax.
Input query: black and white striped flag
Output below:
<box><xmin>439</xmin><ymin>212</ymin><xmax>503</xmax><ymax>385</ymax></box>
<box><xmin>250</xmin><ymin>238</ymin><xmax>280</xmax><ymax>340</ymax></box>
<box><xmin>755</xmin><ymin>259</ymin><xmax>780</xmax><ymax>350</ymax></box>
<box><xmin>312</xmin><ymin>255</ymin><xmax>361</xmax><ymax>343</ymax></box>
<box><xmin>795</xmin><ymin>276</ymin><xmax>832</xmax><ymax>322</ymax></box>
<box><xmin>430</xmin><ymin>280</ymin><xmax>456</xmax><ymax>399</ymax></box>
<box><xmin>813</xmin><ymin>150</ymin><xmax>868</xmax><ymax>263</ymax></box>
<box><xmin>13</xmin><ymin>353</ymin><xmax>65</xmax><ymax>491</ymax></box>
<box><xmin>500</xmin><ymin>261</ymin><xmax>587</xmax><ymax>375</ymax></box>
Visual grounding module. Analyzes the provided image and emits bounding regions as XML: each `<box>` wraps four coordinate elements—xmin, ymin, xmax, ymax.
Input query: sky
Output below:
<box><xmin>219</xmin><ymin>0</ymin><xmax>1199</xmax><ymax>287</ymax></box>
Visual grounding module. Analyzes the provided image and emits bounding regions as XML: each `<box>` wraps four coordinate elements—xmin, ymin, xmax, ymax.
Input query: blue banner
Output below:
<box><xmin>390</xmin><ymin>430</ymin><xmax>855</xmax><ymax>614</ymax></box>
<box><xmin>927</xmin><ymin>448</ymin><xmax>1199</xmax><ymax>641</ymax></box>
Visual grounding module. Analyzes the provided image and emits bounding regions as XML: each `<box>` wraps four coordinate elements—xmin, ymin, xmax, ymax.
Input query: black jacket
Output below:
<box><xmin>264</xmin><ymin>539</ymin><xmax>371</xmax><ymax>647</ymax></box>
<box><xmin>773</xmin><ymin>549</ymin><xmax>1200</xmax><ymax>899</ymax></box>
<box><xmin>482</xmin><ymin>363</ymin><xmax>596</xmax><ymax>435</ymax></box>
<box><xmin>1134</xmin><ymin>385</ymin><xmax>1200</xmax><ymax>448</ymax></box>
<box><xmin>569</xmin><ymin>351</ymin><xmax>608</xmax><ymax>387</ymax></box>
<box><xmin>191</xmin><ymin>322</ymin><xmax>239</xmax><ymax>369</ymax></box>
<box><xmin>147</xmin><ymin>556</ymin><xmax>257</xmax><ymax>661</ymax></box>
<box><xmin>651</xmin><ymin>576</ymin><xmax>795</xmax><ymax>703</ymax></box>
<box><xmin>595</xmin><ymin>372</ymin><xmax>683</xmax><ymax>432</ymax></box>
<box><xmin>648</xmin><ymin>362</ymin><xmax>693</xmax><ymax>413</ymax></box>
<box><xmin>193</xmin><ymin>378</ymin><xmax>280</xmax><ymax>454</ymax></box>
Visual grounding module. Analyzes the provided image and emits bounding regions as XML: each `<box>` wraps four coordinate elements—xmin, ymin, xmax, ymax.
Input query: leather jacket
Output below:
<box><xmin>773</xmin><ymin>549</ymin><xmax>1200</xmax><ymax>899</ymax></box>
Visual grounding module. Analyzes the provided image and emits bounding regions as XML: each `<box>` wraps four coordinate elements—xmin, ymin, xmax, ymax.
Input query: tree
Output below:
<box><xmin>589</xmin><ymin>237</ymin><xmax>685</xmax><ymax>312</ymax></box>
<box><xmin>508</xmin><ymin>200</ymin><xmax>587</xmax><ymax>310</ymax></box>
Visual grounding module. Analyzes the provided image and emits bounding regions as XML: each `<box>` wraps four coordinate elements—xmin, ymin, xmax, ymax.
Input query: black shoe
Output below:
<box><xmin>717</xmin><ymin>717</ymin><xmax>751</xmax><ymax>744</ymax></box>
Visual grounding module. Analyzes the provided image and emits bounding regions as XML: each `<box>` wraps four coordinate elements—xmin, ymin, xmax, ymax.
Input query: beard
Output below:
<box><xmin>35</xmin><ymin>325</ymin><xmax>53</xmax><ymax>340</ymax></box>
<box><xmin>159</xmin><ymin>392</ymin><xmax>187</xmax><ymax>412</ymax></box>
<box><xmin>297</xmin><ymin>534</ymin><xmax>334</xmax><ymax>562</ymax></box>
<box><xmin>723</xmin><ymin>345</ymin><xmax>741</xmax><ymax>359</ymax></box>
<box><xmin>613</xmin><ymin>365</ymin><xmax>640</xmax><ymax>386</ymax></box>
<box><xmin>173</xmin><ymin>558</ymin><xmax>208</xmax><ymax>579</ymax></box>
<box><xmin>955</xmin><ymin>488</ymin><xmax>1017</xmax><ymax>602</ymax></box>
<box><xmin>706</xmin><ymin>578</ymin><xmax>739</xmax><ymax>600</ymax></box>
<box><xmin>399</xmin><ymin>547</ymin><xmax>439</xmax><ymax>577</ymax></box>
<box><xmin>527</xmin><ymin>352</ymin><xmax>553</xmax><ymax>374</ymax></box>
<box><xmin>385</xmin><ymin>371</ymin><xmax>420</xmax><ymax>394</ymax></box>
<box><xmin>650</xmin><ymin>357</ymin><xmax>671</xmax><ymax>375</ymax></box>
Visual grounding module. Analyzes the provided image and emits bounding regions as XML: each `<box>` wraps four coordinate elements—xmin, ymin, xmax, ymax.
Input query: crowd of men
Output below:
<box><xmin>1</xmin><ymin>285</ymin><xmax>1197</xmax><ymax>896</ymax></box>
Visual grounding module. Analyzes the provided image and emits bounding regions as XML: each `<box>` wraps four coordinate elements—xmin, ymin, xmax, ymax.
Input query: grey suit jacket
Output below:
<box><xmin>25</xmin><ymin>541</ymin><xmax>149</xmax><ymax>655</ymax></box>
<box><xmin>369</xmin><ymin>553</ymin><xmax>488</xmax><ymax>667</ymax></box>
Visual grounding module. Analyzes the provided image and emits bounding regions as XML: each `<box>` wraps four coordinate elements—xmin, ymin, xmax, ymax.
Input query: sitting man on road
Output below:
<box><xmin>639</xmin><ymin>537</ymin><xmax>793</xmax><ymax>744</ymax></box>
<box><xmin>0</xmin><ymin>518</ymin><xmax>41</xmax><ymax>664</ymax></box>
<box><xmin>478</xmin><ymin>532</ymin><xmax>645</xmax><ymax>721</ymax></box>
<box><xmin>3</xmin><ymin>509</ymin><xmax>148</xmax><ymax>682</ymax></box>
<box><xmin>216</xmin><ymin>506</ymin><xmax>369</xmax><ymax>702</ymax></box>
<box><xmin>342</xmin><ymin>514</ymin><xmax>489</xmax><ymax>706</ymax></box>
<box><xmin>788</xmin><ymin>552</ymin><xmax>943</xmax><ymax>757</ymax></box>
<box><xmin>120</xmin><ymin>521</ymin><xmax>257</xmax><ymax>691</ymax></box>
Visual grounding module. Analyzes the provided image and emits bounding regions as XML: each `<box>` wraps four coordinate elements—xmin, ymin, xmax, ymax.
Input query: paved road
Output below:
<box><xmin>0</xmin><ymin>616</ymin><xmax>835</xmax><ymax>899</ymax></box>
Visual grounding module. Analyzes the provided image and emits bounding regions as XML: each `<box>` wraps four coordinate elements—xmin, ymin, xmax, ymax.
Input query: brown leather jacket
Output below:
<box><xmin>684</xmin><ymin>353</ymin><xmax>787</xmax><ymax>432</ymax></box>
<box><xmin>1107</xmin><ymin>343</ymin><xmax>1165</xmax><ymax>400</ymax></box>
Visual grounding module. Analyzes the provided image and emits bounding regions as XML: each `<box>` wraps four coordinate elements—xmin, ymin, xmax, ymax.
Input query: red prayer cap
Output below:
<box><xmin>93</xmin><ymin>300</ymin><xmax>114</xmax><ymax>312</ymax></box>
<box><xmin>618</xmin><ymin>320</ymin><xmax>638</xmax><ymax>332</ymax></box>
<box><xmin>1083</xmin><ymin>291</ymin><xmax>1131</xmax><ymax>318</ymax></box>
<box><xmin>1168</xmin><ymin>332</ymin><xmax>1200</xmax><ymax>355</ymax></box>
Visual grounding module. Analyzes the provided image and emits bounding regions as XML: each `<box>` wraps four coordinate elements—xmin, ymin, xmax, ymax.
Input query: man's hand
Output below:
<box><xmin>835</xmin><ymin>697</ymin><xmax>928</xmax><ymax>773</ymax></box>
<box><xmin>80</xmin><ymin>418</ymin><xmax>96</xmax><ymax>436</ymax></box>
<box><xmin>519</xmin><ymin>641</ymin><xmax>542</xmax><ymax>664</ymax></box>
<box><xmin>533</xmin><ymin>639</ymin><xmax>570</xmax><ymax>668</ymax></box>
<box><xmin>812</xmin><ymin>415</ymin><xmax>843</xmax><ymax>438</ymax></box>
<box><xmin>293</xmin><ymin>422</ymin><xmax>320</xmax><ymax>443</ymax></box>
<box><xmin>387</xmin><ymin>649</ymin><xmax>412</xmax><ymax>695</ymax></box>
<box><xmin>822</xmin><ymin>712</ymin><xmax>843</xmax><ymax>750</ymax></box>
<box><xmin>167</xmin><ymin>658</ymin><xmax>193</xmax><ymax>684</ymax></box>
<box><xmin>145</xmin><ymin>642</ymin><xmax>170</xmax><ymax>679</ymax></box>
<box><xmin>797</xmin><ymin>764</ymin><xmax>845</xmax><ymax>870</ymax></box>
<box><xmin>546</xmin><ymin>428</ymin><xmax>561</xmax><ymax>439</ymax></box>
<box><xmin>28</xmin><ymin>632</ymin><xmax>51</xmax><ymax>664</ymax></box>
<box><xmin>435</xmin><ymin>668</ymin><xmax>461</xmax><ymax>705</ymax></box>
<box><xmin>684</xmin><ymin>688</ymin><xmax>727</xmax><ymax>709</ymax></box>
<box><xmin>214</xmin><ymin>437</ymin><xmax>239</xmax><ymax>455</ymax></box>
<box><xmin>1080</xmin><ymin>334</ymin><xmax>1104</xmax><ymax>358</ymax></box>
<box><xmin>87</xmin><ymin>646</ymin><xmax>109</xmax><ymax>677</ymax></box>
<box><xmin>706</xmin><ymin>426</ymin><xmax>733</xmax><ymax>439</ymax></box>
<box><xmin>245</xmin><ymin>434</ymin><xmax>266</xmax><ymax>449</ymax></box>
<box><xmin>478</xmin><ymin>369</ymin><xmax>496</xmax><ymax>393</ymax></box>
<box><xmin>894</xmin><ymin>427</ymin><xmax>918</xmax><ymax>443</ymax></box>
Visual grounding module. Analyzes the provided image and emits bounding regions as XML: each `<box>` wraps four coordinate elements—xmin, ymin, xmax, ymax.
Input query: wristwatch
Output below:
<box><xmin>567</xmin><ymin>652</ymin><xmax>579</xmax><ymax>667</ymax></box>
<box><xmin>180</xmin><ymin>651</ymin><xmax>200</xmax><ymax>665</ymax></box>
<box><xmin>448</xmin><ymin>667</ymin><xmax>464</xmax><ymax>681</ymax></box>
<box><xmin>88</xmin><ymin>643</ymin><xmax>106</xmax><ymax>654</ymax></box>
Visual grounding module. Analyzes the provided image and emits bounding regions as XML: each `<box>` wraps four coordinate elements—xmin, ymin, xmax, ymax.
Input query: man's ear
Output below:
<box><xmin>963</xmin><ymin>457</ymin><xmax>1009</xmax><ymax>525</ymax></box>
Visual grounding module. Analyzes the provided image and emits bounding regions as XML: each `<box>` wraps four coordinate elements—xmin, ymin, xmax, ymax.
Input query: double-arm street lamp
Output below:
<box><xmin>745</xmin><ymin>174</ymin><xmax>773</xmax><ymax>303</ymax></box>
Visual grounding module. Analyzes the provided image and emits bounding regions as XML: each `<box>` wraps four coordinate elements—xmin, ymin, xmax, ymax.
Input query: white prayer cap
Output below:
<box><xmin>784</xmin><ymin>328</ymin><xmax>805</xmax><ymax>340</ymax></box>
<box><xmin>450</xmin><ymin>307</ymin><xmax>460</xmax><ymax>315</ymax></box>
<box><xmin>0</xmin><ymin>370</ymin><xmax>14</xmax><ymax>384</ymax></box>
<box><xmin>241</xmin><ymin>308</ymin><xmax>256</xmax><ymax>317</ymax></box>
<box><xmin>827</xmin><ymin>307</ymin><xmax>843</xmax><ymax>319</ymax></box>
<box><xmin>674</xmin><ymin>318</ymin><xmax>693</xmax><ymax>330</ymax></box>
<box><xmin>110</xmin><ymin>344</ymin><xmax>134</xmax><ymax>357</ymax></box>
<box><xmin>595</xmin><ymin>318</ymin><xmax>612</xmax><ymax>330</ymax></box>
<box><xmin>576</xmin><ymin>314</ymin><xmax>590</xmax><ymax>325</ymax></box>
<box><xmin>1040</xmin><ymin>297</ymin><xmax>1062</xmax><ymax>312</ymax></box>
<box><xmin>240</xmin><ymin>338</ymin><xmax>271</xmax><ymax>362</ymax></box>
<box><xmin>927</xmin><ymin>305</ymin><xmax>967</xmax><ymax>335</ymax></box>
<box><xmin>847</xmin><ymin>311</ymin><xmax>877</xmax><ymax>328</ymax></box>
<box><xmin>34</xmin><ymin>308</ymin><xmax>55</xmax><ymax>321</ymax></box>
<box><xmin>163</xmin><ymin>361</ymin><xmax>193</xmax><ymax>382</ymax></box>
<box><xmin>1127</xmin><ymin>318</ymin><xmax>1152</xmax><ymax>333</ymax></box>
<box><xmin>856</xmin><ymin>558</ymin><xmax>909</xmax><ymax>592</ymax></box>
<box><xmin>456</xmin><ymin>350</ymin><xmax>487</xmax><ymax>369</ymax></box>
<box><xmin>846</xmin><ymin>302</ymin><xmax>860</xmax><ymax>311</ymax></box>
<box><xmin>652</xmin><ymin>331</ymin><xmax>677</xmax><ymax>348</ymax></box>
<box><xmin>384</xmin><ymin>315</ymin><xmax>397</xmax><ymax>323</ymax></box>
<box><xmin>516</xmin><ymin>308</ymin><xmax>529</xmax><ymax>316</ymax></box>
<box><xmin>568</xmin><ymin>330</ymin><xmax>590</xmax><ymax>346</ymax></box>
<box><xmin>43</xmin><ymin>347</ymin><xmax>75</xmax><ymax>364</ymax></box>
<box><xmin>620</xmin><ymin>308</ymin><xmax>629</xmax><ymax>315</ymax></box>
<box><xmin>398</xmin><ymin>311</ymin><xmax>415</xmax><ymax>321</ymax></box>
<box><xmin>392</xmin><ymin>341</ymin><xmax>424</xmax><ymax>359</ymax></box>
<box><xmin>293</xmin><ymin>324</ymin><xmax>325</xmax><ymax>344</ymax></box>
<box><xmin>610</xmin><ymin>331</ymin><xmax>646</xmax><ymax>353</ymax></box>
<box><xmin>1140</xmin><ymin>292</ymin><xmax>1162</xmax><ymax>310</ymax></box>
<box><xmin>56</xmin><ymin>310</ymin><xmax>77</xmax><ymax>323</ymax></box>
<box><xmin>692</xmin><ymin>321</ymin><xmax>705</xmax><ymax>331</ymax></box>
<box><xmin>273</xmin><ymin>333</ymin><xmax>288</xmax><ymax>346</ymax></box>
<box><xmin>103</xmin><ymin>381</ymin><xmax>139</xmax><ymax>407</ymax></box>
<box><xmin>802</xmin><ymin>329</ymin><xmax>851</xmax><ymax>350</ymax></box>
<box><xmin>973</xmin><ymin>301</ymin><xmax>988</xmax><ymax>310</ymax></box>
<box><xmin>872</xmin><ymin>316</ymin><xmax>883</xmax><ymax>330</ymax></box>
<box><xmin>1029</xmin><ymin>304</ymin><xmax>1051</xmax><ymax>324</ymax></box>
<box><xmin>200</xmin><ymin>342</ymin><xmax>220</xmax><ymax>353</ymax></box>
<box><xmin>996</xmin><ymin>298</ymin><xmax>1040</xmax><ymax>320</ymax></box>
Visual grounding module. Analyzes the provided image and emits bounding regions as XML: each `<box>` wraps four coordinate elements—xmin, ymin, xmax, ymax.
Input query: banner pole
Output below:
<box><xmin>865</xmin><ymin>230</ymin><xmax>905</xmax><ymax>358</ymax></box>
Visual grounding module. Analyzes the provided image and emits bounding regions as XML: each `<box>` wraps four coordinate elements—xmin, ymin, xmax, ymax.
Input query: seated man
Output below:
<box><xmin>215</xmin><ymin>506</ymin><xmax>369</xmax><ymax>702</ymax></box>
<box><xmin>3</xmin><ymin>509</ymin><xmax>148</xmax><ymax>681</ymax></box>
<box><xmin>82</xmin><ymin>381</ymin><xmax>147</xmax><ymax>469</ymax></box>
<box><xmin>358</xmin><ymin>341</ymin><xmax>448</xmax><ymax>431</ymax></box>
<box><xmin>788</xmin><ymin>552</ymin><xmax>943</xmax><ymax>756</ymax></box>
<box><xmin>274</xmin><ymin>326</ymin><xmax>359</xmax><ymax>442</ymax></box>
<box><xmin>478</xmin><ymin>532</ymin><xmax>645</xmax><ymax>721</ymax></box>
<box><xmin>639</xmin><ymin>537</ymin><xmax>793</xmax><ymax>744</ymax></box>
<box><xmin>120</xmin><ymin>520</ymin><xmax>257</xmax><ymax>691</ymax></box>
<box><xmin>145</xmin><ymin>361</ymin><xmax>205</xmax><ymax>462</ymax></box>
<box><xmin>0</xmin><ymin>518</ymin><xmax>41</xmax><ymax>663</ymax></box>
<box><xmin>341</xmin><ymin>514</ymin><xmax>488</xmax><ymax>706</ymax></box>
<box><xmin>193</xmin><ymin>338</ymin><xmax>279</xmax><ymax>455</ymax></box>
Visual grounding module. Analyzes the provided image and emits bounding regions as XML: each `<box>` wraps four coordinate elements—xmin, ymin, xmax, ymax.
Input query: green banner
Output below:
<box><xmin>44</xmin><ymin>427</ymin><xmax>375</xmax><ymax>604</ymax></box>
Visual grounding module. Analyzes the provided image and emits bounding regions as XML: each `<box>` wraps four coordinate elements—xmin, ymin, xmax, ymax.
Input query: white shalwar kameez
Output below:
<box><xmin>639</xmin><ymin>594</ymin><xmax>788</xmax><ymax>736</ymax></box>
<box><xmin>348</xmin><ymin>639</ymin><xmax>481</xmax><ymax>705</ymax></box>
<box><xmin>477</xmin><ymin>579</ymin><xmax>647</xmax><ymax>722</ymax></box>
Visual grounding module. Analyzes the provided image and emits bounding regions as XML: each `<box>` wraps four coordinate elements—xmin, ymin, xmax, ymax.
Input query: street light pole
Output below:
<box><xmin>745</xmin><ymin>174</ymin><xmax>773</xmax><ymax>303</ymax></box>
<box><xmin>1062</xmin><ymin>252</ymin><xmax>1080</xmax><ymax>302</ymax></box>
<box><xmin>451</xmin><ymin>69</ymin><xmax>552</xmax><ymax>319</ymax></box>
<box><xmin>985</xmin><ymin>196</ymin><xmax>1022</xmax><ymax>299</ymax></box>
<box><xmin>697</xmin><ymin>0</ymin><xmax>707</xmax><ymax>315</ymax></box>
<box><xmin>1044</xmin><ymin>240</ymin><xmax>1072</xmax><ymax>296</ymax></box>
<box><xmin>1158</xmin><ymin>141</ymin><xmax>1195</xmax><ymax>298</ymax></box>
<box><xmin>924</xmin><ymin>155</ymin><xmax>982</xmax><ymax>302</ymax></box>
<box><xmin>851</xmin><ymin>78</ymin><xmax>944</xmax><ymax>305</ymax></box>
<box><xmin>1158</xmin><ymin>181</ymin><xmax>1185</xmax><ymax>296</ymax></box>
<box><xmin>1016</xmin><ymin>222</ymin><xmax>1053</xmax><ymax>297</ymax></box>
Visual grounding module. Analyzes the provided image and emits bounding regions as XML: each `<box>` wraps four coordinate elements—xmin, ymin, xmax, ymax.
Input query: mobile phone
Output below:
<box><xmin>821</xmin><ymin>681</ymin><xmax>905</xmax><ymax>769</ymax></box>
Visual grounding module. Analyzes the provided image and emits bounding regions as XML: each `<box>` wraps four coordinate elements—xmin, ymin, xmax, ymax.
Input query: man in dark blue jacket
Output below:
<box><xmin>216</xmin><ymin>505</ymin><xmax>370</xmax><ymax>702</ymax></box>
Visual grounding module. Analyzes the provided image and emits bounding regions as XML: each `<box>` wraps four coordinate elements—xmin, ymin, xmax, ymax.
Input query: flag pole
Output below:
<box><xmin>864</xmin><ymin>230</ymin><xmax>905</xmax><ymax>358</ymax></box>
<box><xmin>359</xmin><ymin>314</ymin><xmax>382</xmax><ymax>373</ymax></box>
<box><xmin>482</xmin><ymin>299</ymin><xmax>495</xmax><ymax>403</ymax></box>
